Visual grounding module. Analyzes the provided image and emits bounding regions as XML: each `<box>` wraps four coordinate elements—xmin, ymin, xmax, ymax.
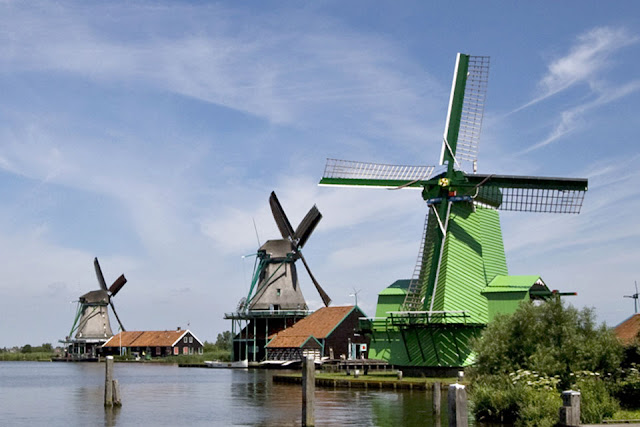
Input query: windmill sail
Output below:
<box><xmin>467</xmin><ymin>174</ymin><xmax>588</xmax><ymax>213</ymax></box>
<box><xmin>440</xmin><ymin>54</ymin><xmax>490</xmax><ymax>171</ymax></box>
<box><xmin>320</xmin><ymin>159</ymin><xmax>436</xmax><ymax>188</ymax></box>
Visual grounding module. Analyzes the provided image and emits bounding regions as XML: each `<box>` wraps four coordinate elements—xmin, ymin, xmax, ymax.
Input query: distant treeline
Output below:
<box><xmin>1</xmin><ymin>343</ymin><xmax>56</xmax><ymax>354</ymax></box>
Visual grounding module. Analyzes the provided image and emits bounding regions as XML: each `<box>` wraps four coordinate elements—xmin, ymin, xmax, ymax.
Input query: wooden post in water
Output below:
<box><xmin>433</xmin><ymin>382</ymin><xmax>441</xmax><ymax>417</ymax></box>
<box><xmin>112</xmin><ymin>379</ymin><xmax>122</xmax><ymax>406</ymax></box>
<box><xmin>447</xmin><ymin>384</ymin><xmax>468</xmax><ymax>427</ymax></box>
<box><xmin>104</xmin><ymin>356</ymin><xmax>114</xmax><ymax>407</ymax></box>
<box><xmin>302</xmin><ymin>356</ymin><xmax>315</xmax><ymax>427</ymax></box>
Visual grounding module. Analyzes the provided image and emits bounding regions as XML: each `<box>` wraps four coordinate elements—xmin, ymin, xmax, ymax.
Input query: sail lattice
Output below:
<box><xmin>456</xmin><ymin>55</ymin><xmax>490</xmax><ymax>168</ymax></box>
<box><xmin>322</xmin><ymin>158</ymin><xmax>435</xmax><ymax>182</ymax></box>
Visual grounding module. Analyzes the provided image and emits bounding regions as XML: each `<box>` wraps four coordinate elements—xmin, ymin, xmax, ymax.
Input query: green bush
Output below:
<box><xmin>516</xmin><ymin>386</ymin><xmax>561</xmax><ymax>427</ymax></box>
<box><xmin>472</xmin><ymin>375</ymin><xmax>519</xmax><ymax>423</ymax></box>
<box><xmin>469</xmin><ymin>298</ymin><xmax>623</xmax><ymax>425</ymax></box>
<box><xmin>613</xmin><ymin>364</ymin><xmax>640</xmax><ymax>409</ymax></box>
<box><xmin>571</xmin><ymin>373</ymin><xmax>619</xmax><ymax>423</ymax></box>
<box><xmin>471</xmin><ymin>371</ymin><xmax>561</xmax><ymax>426</ymax></box>
<box><xmin>471</xmin><ymin>299</ymin><xmax>622</xmax><ymax>388</ymax></box>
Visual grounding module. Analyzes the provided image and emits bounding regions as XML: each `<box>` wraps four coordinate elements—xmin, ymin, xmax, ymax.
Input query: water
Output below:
<box><xmin>0</xmin><ymin>362</ymin><xmax>453</xmax><ymax>426</ymax></box>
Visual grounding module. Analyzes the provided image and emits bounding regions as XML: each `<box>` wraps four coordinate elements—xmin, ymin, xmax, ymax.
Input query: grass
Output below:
<box><xmin>113</xmin><ymin>350</ymin><xmax>230</xmax><ymax>364</ymax></box>
<box><xmin>608</xmin><ymin>408</ymin><xmax>640</xmax><ymax>421</ymax></box>
<box><xmin>0</xmin><ymin>352</ymin><xmax>54</xmax><ymax>361</ymax></box>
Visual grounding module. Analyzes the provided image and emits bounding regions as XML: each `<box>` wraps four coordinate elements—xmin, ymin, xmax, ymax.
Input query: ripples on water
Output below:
<box><xmin>0</xmin><ymin>361</ymin><xmax>463</xmax><ymax>426</ymax></box>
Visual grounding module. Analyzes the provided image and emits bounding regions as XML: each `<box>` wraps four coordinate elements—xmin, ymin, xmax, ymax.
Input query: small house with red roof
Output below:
<box><xmin>265</xmin><ymin>305</ymin><xmax>368</xmax><ymax>362</ymax></box>
<box><xmin>102</xmin><ymin>328</ymin><xmax>203</xmax><ymax>358</ymax></box>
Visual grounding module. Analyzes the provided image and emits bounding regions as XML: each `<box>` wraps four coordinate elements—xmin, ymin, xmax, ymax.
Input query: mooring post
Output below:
<box><xmin>302</xmin><ymin>356</ymin><xmax>315</xmax><ymax>427</ymax></box>
<box><xmin>433</xmin><ymin>382</ymin><xmax>441</xmax><ymax>417</ymax></box>
<box><xmin>559</xmin><ymin>390</ymin><xmax>581</xmax><ymax>426</ymax></box>
<box><xmin>104</xmin><ymin>355</ymin><xmax>114</xmax><ymax>407</ymax></box>
<box><xmin>112</xmin><ymin>379</ymin><xmax>122</xmax><ymax>406</ymax></box>
<box><xmin>448</xmin><ymin>383</ymin><xmax>468</xmax><ymax>427</ymax></box>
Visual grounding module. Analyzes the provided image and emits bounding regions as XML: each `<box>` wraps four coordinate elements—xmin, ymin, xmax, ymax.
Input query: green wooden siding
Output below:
<box><xmin>424</xmin><ymin>204</ymin><xmax>507</xmax><ymax>323</ymax></box>
<box><xmin>368</xmin><ymin>327</ymin><xmax>481</xmax><ymax>367</ymax></box>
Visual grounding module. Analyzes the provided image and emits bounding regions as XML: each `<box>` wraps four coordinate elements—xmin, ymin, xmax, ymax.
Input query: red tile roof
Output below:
<box><xmin>268</xmin><ymin>335</ymin><xmax>321</xmax><ymax>348</ymax></box>
<box><xmin>615</xmin><ymin>314</ymin><xmax>640</xmax><ymax>345</ymax></box>
<box><xmin>266</xmin><ymin>306</ymin><xmax>358</xmax><ymax>348</ymax></box>
<box><xmin>102</xmin><ymin>330</ymin><xmax>200</xmax><ymax>348</ymax></box>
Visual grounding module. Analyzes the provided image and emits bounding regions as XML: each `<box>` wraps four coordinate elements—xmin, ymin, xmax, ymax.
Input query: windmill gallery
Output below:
<box><xmin>59</xmin><ymin>53</ymin><xmax>591</xmax><ymax>372</ymax></box>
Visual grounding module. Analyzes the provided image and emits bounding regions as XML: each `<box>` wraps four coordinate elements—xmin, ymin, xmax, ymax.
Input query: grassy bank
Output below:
<box><xmin>0</xmin><ymin>352</ymin><xmax>54</xmax><ymax>361</ymax></box>
<box><xmin>113</xmin><ymin>350</ymin><xmax>229</xmax><ymax>364</ymax></box>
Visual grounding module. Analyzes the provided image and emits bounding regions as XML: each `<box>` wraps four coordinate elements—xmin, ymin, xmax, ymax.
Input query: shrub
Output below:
<box><xmin>471</xmin><ymin>371</ymin><xmax>561</xmax><ymax>426</ymax></box>
<box><xmin>613</xmin><ymin>364</ymin><xmax>640</xmax><ymax>409</ymax></box>
<box><xmin>471</xmin><ymin>298</ymin><xmax>622</xmax><ymax>388</ymax></box>
<box><xmin>469</xmin><ymin>298</ymin><xmax>624</xmax><ymax>424</ymax></box>
<box><xmin>571</xmin><ymin>372</ymin><xmax>618</xmax><ymax>423</ymax></box>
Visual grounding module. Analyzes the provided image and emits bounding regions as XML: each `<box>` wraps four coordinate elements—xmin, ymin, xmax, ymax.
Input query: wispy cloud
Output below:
<box><xmin>522</xmin><ymin>79</ymin><xmax>640</xmax><ymax>153</ymax></box>
<box><xmin>510</xmin><ymin>26</ymin><xmax>640</xmax><ymax>154</ymax></box>
<box><xmin>514</xmin><ymin>27</ymin><xmax>638</xmax><ymax>113</ymax></box>
<box><xmin>0</xmin><ymin>2</ymin><xmax>440</xmax><ymax>147</ymax></box>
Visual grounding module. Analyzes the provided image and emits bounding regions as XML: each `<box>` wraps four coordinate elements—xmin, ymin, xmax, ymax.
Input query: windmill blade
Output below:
<box><xmin>466</xmin><ymin>174</ymin><xmax>588</xmax><ymax>214</ymax></box>
<box><xmin>94</xmin><ymin>257</ymin><xmax>108</xmax><ymax>291</ymax></box>
<box><xmin>269</xmin><ymin>191</ymin><xmax>295</xmax><ymax>239</ymax></box>
<box><xmin>439</xmin><ymin>54</ymin><xmax>490</xmax><ymax>171</ymax></box>
<box><xmin>319</xmin><ymin>158</ymin><xmax>436</xmax><ymax>188</ymax></box>
<box><xmin>294</xmin><ymin>205</ymin><xmax>322</xmax><ymax>249</ymax></box>
<box><xmin>297</xmin><ymin>251</ymin><xmax>331</xmax><ymax>307</ymax></box>
<box><xmin>109</xmin><ymin>274</ymin><xmax>127</xmax><ymax>297</ymax></box>
<box><xmin>109</xmin><ymin>300</ymin><xmax>126</xmax><ymax>331</ymax></box>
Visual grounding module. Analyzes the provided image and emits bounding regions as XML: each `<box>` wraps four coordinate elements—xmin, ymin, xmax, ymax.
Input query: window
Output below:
<box><xmin>198</xmin><ymin>348</ymin><xmax>203</xmax><ymax>355</ymax></box>
<box><xmin>184</xmin><ymin>337</ymin><xmax>188</xmax><ymax>343</ymax></box>
<box><xmin>276</xmin><ymin>288</ymin><xmax>281</xmax><ymax>296</ymax></box>
<box><xmin>173</xmin><ymin>347</ymin><xmax>179</xmax><ymax>355</ymax></box>
<box><xmin>189</xmin><ymin>347</ymin><xmax>193</xmax><ymax>355</ymax></box>
<box><xmin>189</xmin><ymin>337</ymin><xmax>193</xmax><ymax>344</ymax></box>
<box><xmin>183</xmin><ymin>346</ymin><xmax>188</xmax><ymax>355</ymax></box>
<box><xmin>156</xmin><ymin>347</ymin><xmax>160</xmax><ymax>355</ymax></box>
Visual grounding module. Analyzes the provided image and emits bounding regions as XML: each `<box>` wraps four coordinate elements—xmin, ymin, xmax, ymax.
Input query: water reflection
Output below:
<box><xmin>1</xmin><ymin>362</ymin><xmax>473</xmax><ymax>426</ymax></box>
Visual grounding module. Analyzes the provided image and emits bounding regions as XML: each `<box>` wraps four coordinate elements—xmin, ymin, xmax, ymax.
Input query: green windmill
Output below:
<box><xmin>319</xmin><ymin>53</ymin><xmax>588</xmax><ymax>369</ymax></box>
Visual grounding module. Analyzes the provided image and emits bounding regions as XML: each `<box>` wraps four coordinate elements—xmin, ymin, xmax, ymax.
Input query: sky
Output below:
<box><xmin>1</xmin><ymin>1</ymin><xmax>639</xmax><ymax>347</ymax></box>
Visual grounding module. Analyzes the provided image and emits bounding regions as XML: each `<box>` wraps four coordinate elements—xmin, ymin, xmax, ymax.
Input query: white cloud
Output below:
<box><xmin>514</xmin><ymin>27</ymin><xmax>638</xmax><ymax>112</ymax></box>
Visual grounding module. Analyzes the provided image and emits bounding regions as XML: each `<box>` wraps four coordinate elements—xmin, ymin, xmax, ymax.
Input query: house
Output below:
<box><xmin>102</xmin><ymin>329</ymin><xmax>203</xmax><ymax>357</ymax></box>
<box><xmin>265</xmin><ymin>305</ymin><xmax>368</xmax><ymax>362</ymax></box>
<box><xmin>615</xmin><ymin>314</ymin><xmax>640</xmax><ymax>345</ymax></box>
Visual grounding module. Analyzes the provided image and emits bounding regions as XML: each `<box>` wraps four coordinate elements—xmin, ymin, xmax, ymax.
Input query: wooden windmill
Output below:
<box><xmin>319</xmin><ymin>53</ymin><xmax>588</xmax><ymax>367</ymax></box>
<box><xmin>62</xmin><ymin>258</ymin><xmax>128</xmax><ymax>359</ymax></box>
<box><xmin>242</xmin><ymin>191</ymin><xmax>331</xmax><ymax>312</ymax></box>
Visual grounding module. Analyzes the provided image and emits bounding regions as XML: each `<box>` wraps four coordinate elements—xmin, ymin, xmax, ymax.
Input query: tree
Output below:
<box><xmin>471</xmin><ymin>297</ymin><xmax>622</xmax><ymax>387</ymax></box>
<box><xmin>21</xmin><ymin>344</ymin><xmax>32</xmax><ymax>353</ymax></box>
<box><xmin>215</xmin><ymin>331</ymin><xmax>232</xmax><ymax>351</ymax></box>
<box><xmin>470</xmin><ymin>298</ymin><xmax>623</xmax><ymax>425</ymax></box>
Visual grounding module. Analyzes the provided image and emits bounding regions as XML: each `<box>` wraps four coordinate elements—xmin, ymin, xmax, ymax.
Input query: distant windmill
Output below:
<box><xmin>68</xmin><ymin>257</ymin><xmax>128</xmax><ymax>341</ymax></box>
<box><xmin>349</xmin><ymin>288</ymin><xmax>361</xmax><ymax>307</ymax></box>
<box><xmin>241</xmin><ymin>191</ymin><xmax>331</xmax><ymax>311</ymax></box>
<box><xmin>624</xmin><ymin>281</ymin><xmax>639</xmax><ymax>314</ymax></box>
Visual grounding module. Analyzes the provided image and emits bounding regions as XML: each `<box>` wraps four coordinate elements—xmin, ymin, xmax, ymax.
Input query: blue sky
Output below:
<box><xmin>1</xmin><ymin>1</ymin><xmax>639</xmax><ymax>347</ymax></box>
